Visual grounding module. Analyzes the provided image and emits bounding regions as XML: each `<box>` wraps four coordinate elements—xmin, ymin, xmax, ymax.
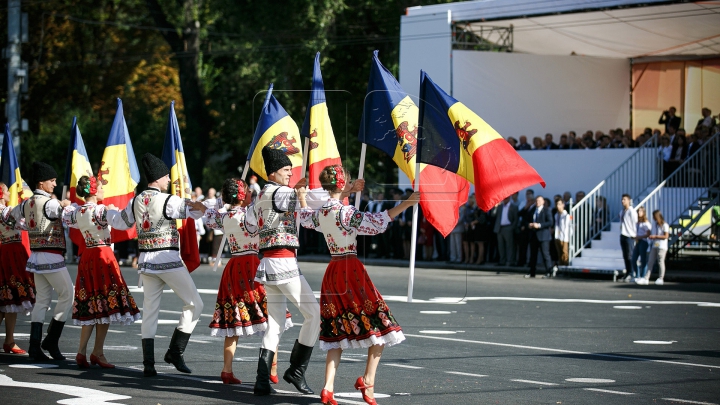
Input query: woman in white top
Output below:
<box><xmin>642</xmin><ymin>209</ymin><xmax>670</xmax><ymax>285</ymax></box>
<box><xmin>553</xmin><ymin>199</ymin><xmax>571</xmax><ymax>265</ymax></box>
<box><xmin>632</xmin><ymin>207</ymin><xmax>651</xmax><ymax>283</ymax></box>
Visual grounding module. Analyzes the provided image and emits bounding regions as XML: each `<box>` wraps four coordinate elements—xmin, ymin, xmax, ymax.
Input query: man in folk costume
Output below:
<box><xmin>249</xmin><ymin>146</ymin><xmax>364</xmax><ymax>396</ymax></box>
<box><xmin>107</xmin><ymin>153</ymin><xmax>206</xmax><ymax>376</ymax></box>
<box><xmin>10</xmin><ymin>162</ymin><xmax>72</xmax><ymax>361</ymax></box>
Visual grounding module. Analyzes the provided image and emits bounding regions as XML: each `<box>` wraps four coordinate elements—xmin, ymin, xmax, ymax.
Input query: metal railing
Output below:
<box><xmin>637</xmin><ymin>133</ymin><xmax>720</xmax><ymax>251</ymax></box>
<box><xmin>568</xmin><ymin>135</ymin><xmax>661</xmax><ymax>262</ymax></box>
<box><xmin>668</xmin><ymin>194</ymin><xmax>719</xmax><ymax>259</ymax></box>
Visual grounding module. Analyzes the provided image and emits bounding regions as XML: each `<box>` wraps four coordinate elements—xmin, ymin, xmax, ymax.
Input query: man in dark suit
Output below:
<box><xmin>687</xmin><ymin>134</ymin><xmax>701</xmax><ymax>157</ymax></box>
<box><xmin>516</xmin><ymin>189</ymin><xmax>535</xmax><ymax>267</ymax></box>
<box><xmin>494</xmin><ymin>197</ymin><xmax>518</xmax><ymax>266</ymax></box>
<box><xmin>659</xmin><ymin>107</ymin><xmax>681</xmax><ymax>133</ymax></box>
<box><xmin>558</xmin><ymin>134</ymin><xmax>570</xmax><ymax>149</ymax></box>
<box><xmin>516</xmin><ymin>136</ymin><xmax>532</xmax><ymax>151</ymax></box>
<box><xmin>525</xmin><ymin>195</ymin><xmax>555</xmax><ymax>278</ymax></box>
<box><xmin>544</xmin><ymin>133</ymin><xmax>559</xmax><ymax>150</ymax></box>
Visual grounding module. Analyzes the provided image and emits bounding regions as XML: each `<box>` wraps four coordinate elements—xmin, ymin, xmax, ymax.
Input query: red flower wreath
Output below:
<box><xmin>235</xmin><ymin>180</ymin><xmax>246</xmax><ymax>202</ymax></box>
<box><xmin>330</xmin><ymin>165</ymin><xmax>346</xmax><ymax>190</ymax></box>
<box><xmin>84</xmin><ymin>176</ymin><xmax>98</xmax><ymax>196</ymax></box>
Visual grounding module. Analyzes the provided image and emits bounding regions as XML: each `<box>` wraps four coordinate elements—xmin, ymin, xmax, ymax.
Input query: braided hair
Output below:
<box><xmin>318</xmin><ymin>165</ymin><xmax>349</xmax><ymax>193</ymax></box>
<box><xmin>76</xmin><ymin>175</ymin><xmax>98</xmax><ymax>198</ymax></box>
<box><xmin>221</xmin><ymin>178</ymin><xmax>247</xmax><ymax>206</ymax></box>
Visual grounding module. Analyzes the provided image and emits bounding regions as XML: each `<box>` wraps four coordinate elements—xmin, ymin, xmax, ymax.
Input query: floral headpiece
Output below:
<box><xmin>0</xmin><ymin>187</ymin><xmax>4</xmax><ymax>199</ymax></box>
<box><xmin>329</xmin><ymin>165</ymin><xmax>346</xmax><ymax>190</ymax></box>
<box><xmin>84</xmin><ymin>176</ymin><xmax>98</xmax><ymax>196</ymax></box>
<box><xmin>233</xmin><ymin>180</ymin><xmax>246</xmax><ymax>203</ymax></box>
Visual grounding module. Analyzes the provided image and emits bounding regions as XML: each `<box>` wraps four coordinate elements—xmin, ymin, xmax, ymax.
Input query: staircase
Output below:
<box><xmin>562</xmin><ymin>133</ymin><xmax>719</xmax><ymax>280</ymax></box>
<box><xmin>561</xmin><ymin>135</ymin><xmax>661</xmax><ymax>280</ymax></box>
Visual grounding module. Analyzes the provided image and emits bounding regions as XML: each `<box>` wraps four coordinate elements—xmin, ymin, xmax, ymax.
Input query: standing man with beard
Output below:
<box><xmin>107</xmin><ymin>153</ymin><xmax>207</xmax><ymax>377</ymax></box>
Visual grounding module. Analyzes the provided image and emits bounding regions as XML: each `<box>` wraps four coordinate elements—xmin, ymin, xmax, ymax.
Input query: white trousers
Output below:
<box><xmin>31</xmin><ymin>270</ymin><xmax>74</xmax><ymax>323</ymax></box>
<box><xmin>449</xmin><ymin>233</ymin><xmax>463</xmax><ymax>262</ymax></box>
<box><xmin>140</xmin><ymin>271</ymin><xmax>203</xmax><ymax>338</ymax></box>
<box><xmin>261</xmin><ymin>276</ymin><xmax>320</xmax><ymax>350</ymax></box>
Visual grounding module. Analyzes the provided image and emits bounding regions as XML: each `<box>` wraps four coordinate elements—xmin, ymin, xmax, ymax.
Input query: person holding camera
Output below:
<box><xmin>659</xmin><ymin>106</ymin><xmax>681</xmax><ymax>133</ymax></box>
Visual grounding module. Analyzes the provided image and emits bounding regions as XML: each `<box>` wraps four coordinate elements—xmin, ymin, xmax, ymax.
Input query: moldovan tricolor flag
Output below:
<box><xmin>161</xmin><ymin>101</ymin><xmax>199</xmax><ymax>272</ymax></box>
<box><xmin>1</xmin><ymin>123</ymin><xmax>31</xmax><ymax>255</ymax></box>
<box><xmin>63</xmin><ymin>117</ymin><xmax>94</xmax><ymax>254</ymax></box>
<box><xmin>99</xmin><ymin>98</ymin><xmax>140</xmax><ymax>242</ymax></box>
<box><xmin>417</xmin><ymin>71</ymin><xmax>545</xmax><ymax>211</ymax></box>
<box><xmin>248</xmin><ymin>84</ymin><xmax>303</xmax><ymax>187</ymax></box>
<box><xmin>301</xmin><ymin>52</ymin><xmax>342</xmax><ymax>189</ymax></box>
<box><xmin>358</xmin><ymin>51</ymin><xmax>469</xmax><ymax>237</ymax></box>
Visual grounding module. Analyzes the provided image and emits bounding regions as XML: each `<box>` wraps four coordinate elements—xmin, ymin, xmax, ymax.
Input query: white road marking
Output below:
<box><xmin>445</xmin><ymin>371</ymin><xmax>487</xmax><ymax>378</ymax></box>
<box><xmin>566</xmin><ymin>378</ymin><xmax>615</xmax><ymax>383</ymax></box>
<box><xmin>137</xmin><ymin>308</ymin><xmax>213</xmax><ymax>318</ymax></box>
<box><xmin>419</xmin><ymin>330</ymin><xmax>457</xmax><ymax>334</ymax></box>
<box><xmin>0</xmin><ymin>333</ymin><xmax>29</xmax><ymax>337</ymax></box>
<box><xmin>457</xmin><ymin>296</ymin><xmax>720</xmax><ymax>306</ymax></box>
<box><xmin>382</xmin><ymin>295</ymin><xmax>466</xmax><ymax>304</ymax></box>
<box><xmin>584</xmin><ymin>388</ymin><xmax>634</xmax><ymax>395</ymax></box>
<box><xmin>341</xmin><ymin>357</ymin><xmax>364</xmax><ymax>362</ymax></box>
<box><xmin>386</xmin><ymin>363</ymin><xmax>423</xmax><ymax>369</ymax></box>
<box><xmin>0</xmin><ymin>374</ymin><xmax>130</xmax><ymax>405</ymax></box>
<box><xmin>188</xmin><ymin>339</ymin><xmax>210</xmax><ymax>344</ymax></box>
<box><xmin>404</xmin><ymin>334</ymin><xmax>720</xmax><ymax>370</ymax></box>
<box><xmin>9</xmin><ymin>364</ymin><xmax>59</xmax><ymax>369</ymax></box>
<box><xmin>419</xmin><ymin>311</ymin><xmax>453</xmax><ymax>314</ymax></box>
<box><xmin>613</xmin><ymin>306</ymin><xmax>642</xmax><ymax>309</ymax></box>
<box><xmin>103</xmin><ymin>346</ymin><xmax>138</xmax><ymax>351</ymax></box>
<box><xmin>634</xmin><ymin>340</ymin><xmax>676</xmax><ymax>345</ymax></box>
<box><xmin>335</xmin><ymin>392</ymin><xmax>391</xmax><ymax>399</ymax></box>
<box><xmin>135</xmin><ymin>320</ymin><xmax>176</xmax><ymax>325</ymax></box>
<box><xmin>663</xmin><ymin>398</ymin><xmax>718</xmax><ymax>404</ymax></box>
<box><xmin>511</xmin><ymin>379</ymin><xmax>558</xmax><ymax>386</ymax></box>
<box><xmin>697</xmin><ymin>303</ymin><xmax>720</xmax><ymax>307</ymax></box>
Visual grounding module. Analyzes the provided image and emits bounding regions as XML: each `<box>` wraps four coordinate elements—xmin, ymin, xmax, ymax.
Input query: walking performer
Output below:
<box><xmin>298</xmin><ymin>165</ymin><xmax>419</xmax><ymax>405</ymax></box>
<box><xmin>249</xmin><ymin>146</ymin><xmax>364</xmax><ymax>396</ymax></box>
<box><xmin>107</xmin><ymin>153</ymin><xmax>206</xmax><ymax>376</ymax></box>
<box><xmin>10</xmin><ymin>161</ymin><xmax>72</xmax><ymax>361</ymax></box>
<box><xmin>0</xmin><ymin>182</ymin><xmax>35</xmax><ymax>355</ymax></box>
<box><xmin>61</xmin><ymin>175</ymin><xmax>141</xmax><ymax>369</ymax></box>
<box><xmin>202</xmin><ymin>178</ymin><xmax>292</xmax><ymax>384</ymax></box>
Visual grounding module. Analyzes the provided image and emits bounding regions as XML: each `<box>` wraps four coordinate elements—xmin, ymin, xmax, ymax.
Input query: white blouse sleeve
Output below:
<box><xmin>106</xmin><ymin>198</ymin><xmax>135</xmax><ymax>230</ymax></box>
<box><xmin>61</xmin><ymin>203</ymin><xmax>80</xmax><ymax>229</ymax></box>
<box><xmin>2</xmin><ymin>206</ymin><xmax>25</xmax><ymax>230</ymax></box>
<box><xmin>203</xmin><ymin>208</ymin><xmax>227</xmax><ymax>231</ymax></box>
<box><xmin>298</xmin><ymin>207</ymin><xmax>322</xmax><ymax>232</ymax></box>
<box><xmin>339</xmin><ymin>205</ymin><xmax>392</xmax><ymax>236</ymax></box>
<box><xmin>164</xmin><ymin>195</ymin><xmax>204</xmax><ymax>220</ymax></box>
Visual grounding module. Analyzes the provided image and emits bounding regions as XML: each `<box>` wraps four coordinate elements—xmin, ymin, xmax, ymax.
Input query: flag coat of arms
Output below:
<box><xmin>99</xmin><ymin>99</ymin><xmax>141</xmax><ymax>242</ymax></box>
<box><xmin>161</xmin><ymin>101</ymin><xmax>199</xmax><ymax>272</ymax></box>
<box><xmin>301</xmin><ymin>52</ymin><xmax>342</xmax><ymax>189</ymax></box>
<box><xmin>64</xmin><ymin>117</ymin><xmax>95</xmax><ymax>254</ymax></box>
<box><xmin>417</xmin><ymin>70</ymin><xmax>545</xmax><ymax>211</ymax></box>
<box><xmin>1</xmin><ymin>123</ymin><xmax>31</xmax><ymax>254</ymax></box>
<box><xmin>358</xmin><ymin>51</ymin><xmax>469</xmax><ymax>237</ymax></box>
<box><xmin>247</xmin><ymin>84</ymin><xmax>304</xmax><ymax>187</ymax></box>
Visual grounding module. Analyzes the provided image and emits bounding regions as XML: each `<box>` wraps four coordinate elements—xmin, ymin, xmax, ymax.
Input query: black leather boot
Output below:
<box><xmin>41</xmin><ymin>319</ymin><xmax>66</xmax><ymax>360</ymax></box>
<box><xmin>142</xmin><ymin>338</ymin><xmax>157</xmax><ymax>377</ymax></box>
<box><xmin>254</xmin><ymin>348</ymin><xmax>276</xmax><ymax>396</ymax></box>
<box><xmin>28</xmin><ymin>322</ymin><xmax>50</xmax><ymax>361</ymax></box>
<box><xmin>164</xmin><ymin>328</ymin><xmax>192</xmax><ymax>373</ymax></box>
<box><xmin>283</xmin><ymin>340</ymin><xmax>314</xmax><ymax>394</ymax></box>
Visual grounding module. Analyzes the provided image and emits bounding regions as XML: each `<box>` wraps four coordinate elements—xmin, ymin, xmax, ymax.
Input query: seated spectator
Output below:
<box><xmin>659</xmin><ymin>135</ymin><xmax>673</xmax><ymax>179</ymax></box>
<box><xmin>562</xmin><ymin>191</ymin><xmax>572</xmax><ymax>206</ymax></box>
<box><xmin>507</xmin><ymin>137</ymin><xmax>518</xmax><ymax>149</ymax></box>
<box><xmin>687</xmin><ymin>133</ymin><xmax>700</xmax><ymax>156</ymax></box>
<box><xmin>575</xmin><ymin>190</ymin><xmax>586</xmax><ymax>204</ymax></box>
<box><xmin>594</xmin><ymin>131</ymin><xmax>604</xmax><ymax>148</ymax></box>
<box><xmin>532</xmin><ymin>137</ymin><xmax>544</xmax><ymax>150</ymax></box>
<box><xmin>571</xmin><ymin>135</ymin><xmax>584</xmax><ymax>149</ymax></box>
<box><xmin>517</xmin><ymin>136</ymin><xmax>532</xmax><ymax>151</ymax></box>
<box><xmin>558</xmin><ymin>134</ymin><xmax>570</xmax><ymax>149</ymax></box>
<box><xmin>668</xmin><ymin>134</ymin><xmax>688</xmax><ymax>173</ymax></box>
<box><xmin>598</xmin><ymin>135</ymin><xmax>613</xmax><ymax>149</ymax></box>
<box><xmin>696</xmin><ymin>107</ymin><xmax>716</xmax><ymax>130</ymax></box>
<box><xmin>544</xmin><ymin>133</ymin><xmax>558</xmax><ymax>150</ymax></box>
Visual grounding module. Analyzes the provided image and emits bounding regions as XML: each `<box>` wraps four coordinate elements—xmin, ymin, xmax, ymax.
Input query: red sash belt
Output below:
<box><xmin>263</xmin><ymin>248</ymin><xmax>296</xmax><ymax>258</ymax></box>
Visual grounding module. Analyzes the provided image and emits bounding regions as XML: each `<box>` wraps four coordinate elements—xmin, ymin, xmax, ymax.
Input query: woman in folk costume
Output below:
<box><xmin>202</xmin><ymin>178</ymin><xmax>292</xmax><ymax>385</ymax></box>
<box><xmin>298</xmin><ymin>165</ymin><xmax>420</xmax><ymax>405</ymax></box>
<box><xmin>61</xmin><ymin>175</ymin><xmax>141</xmax><ymax>368</ymax></box>
<box><xmin>0</xmin><ymin>182</ymin><xmax>35</xmax><ymax>354</ymax></box>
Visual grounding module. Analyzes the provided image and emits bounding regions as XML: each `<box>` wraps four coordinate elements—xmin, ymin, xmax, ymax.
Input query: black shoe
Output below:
<box><xmin>254</xmin><ymin>348</ymin><xmax>276</xmax><ymax>396</ymax></box>
<box><xmin>164</xmin><ymin>328</ymin><xmax>192</xmax><ymax>373</ymax></box>
<box><xmin>28</xmin><ymin>322</ymin><xmax>50</xmax><ymax>361</ymax></box>
<box><xmin>41</xmin><ymin>319</ymin><xmax>66</xmax><ymax>360</ymax></box>
<box><xmin>283</xmin><ymin>340</ymin><xmax>314</xmax><ymax>394</ymax></box>
<box><xmin>142</xmin><ymin>338</ymin><xmax>157</xmax><ymax>377</ymax></box>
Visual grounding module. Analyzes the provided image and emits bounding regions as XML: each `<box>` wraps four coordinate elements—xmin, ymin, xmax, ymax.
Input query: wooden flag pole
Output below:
<box><xmin>354</xmin><ymin>143</ymin><xmax>367</xmax><ymax>209</ymax></box>
<box><xmin>407</xmin><ymin>160</ymin><xmax>421</xmax><ymax>303</ymax></box>
<box><xmin>212</xmin><ymin>160</ymin><xmax>251</xmax><ymax>272</ymax></box>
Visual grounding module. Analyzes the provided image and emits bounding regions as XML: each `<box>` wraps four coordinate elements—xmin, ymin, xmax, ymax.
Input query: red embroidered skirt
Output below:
<box><xmin>210</xmin><ymin>254</ymin><xmax>292</xmax><ymax>337</ymax></box>
<box><xmin>319</xmin><ymin>255</ymin><xmax>405</xmax><ymax>351</ymax></box>
<box><xmin>0</xmin><ymin>242</ymin><xmax>35</xmax><ymax>314</ymax></box>
<box><xmin>72</xmin><ymin>246</ymin><xmax>141</xmax><ymax>325</ymax></box>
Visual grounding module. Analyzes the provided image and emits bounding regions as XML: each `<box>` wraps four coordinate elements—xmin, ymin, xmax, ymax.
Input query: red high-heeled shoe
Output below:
<box><xmin>354</xmin><ymin>376</ymin><xmax>378</xmax><ymax>405</ymax></box>
<box><xmin>269</xmin><ymin>362</ymin><xmax>278</xmax><ymax>384</ymax></box>
<box><xmin>220</xmin><ymin>371</ymin><xmax>241</xmax><ymax>384</ymax></box>
<box><xmin>3</xmin><ymin>342</ymin><xmax>26</xmax><ymax>354</ymax></box>
<box><xmin>75</xmin><ymin>353</ymin><xmax>90</xmax><ymax>369</ymax></box>
<box><xmin>90</xmin><ymin>354</ymin><xmax>115</xmax><ymax>369</ymax></box>
<box><xmin>320</xmin><ymin>389</ymin><xmax>338</xmax><ymax>405</ymax></box>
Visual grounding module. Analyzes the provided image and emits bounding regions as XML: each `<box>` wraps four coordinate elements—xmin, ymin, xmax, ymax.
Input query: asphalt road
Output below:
<box><xmin>1</xmin><ymin>261</ymin><xmax>720</xmax><ymax>404</ymax></box>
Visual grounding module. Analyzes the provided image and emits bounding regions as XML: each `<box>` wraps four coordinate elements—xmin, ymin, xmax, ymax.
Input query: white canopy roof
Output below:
<box><xmin>407</xmin><ymin>1</ymin><xmax>720</xmax><ymax>58</ymax></box>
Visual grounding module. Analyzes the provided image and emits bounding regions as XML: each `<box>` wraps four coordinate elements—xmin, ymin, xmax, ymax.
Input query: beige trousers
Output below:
<box><xmin>31</xmin><ymin>270</ymin><xmax>74</xmax><ymax>323</ymax></box>
<box><xmin>140</xmin><ymin>270</ymin><xmax>203</xmax><ymax>338</ymax></box>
